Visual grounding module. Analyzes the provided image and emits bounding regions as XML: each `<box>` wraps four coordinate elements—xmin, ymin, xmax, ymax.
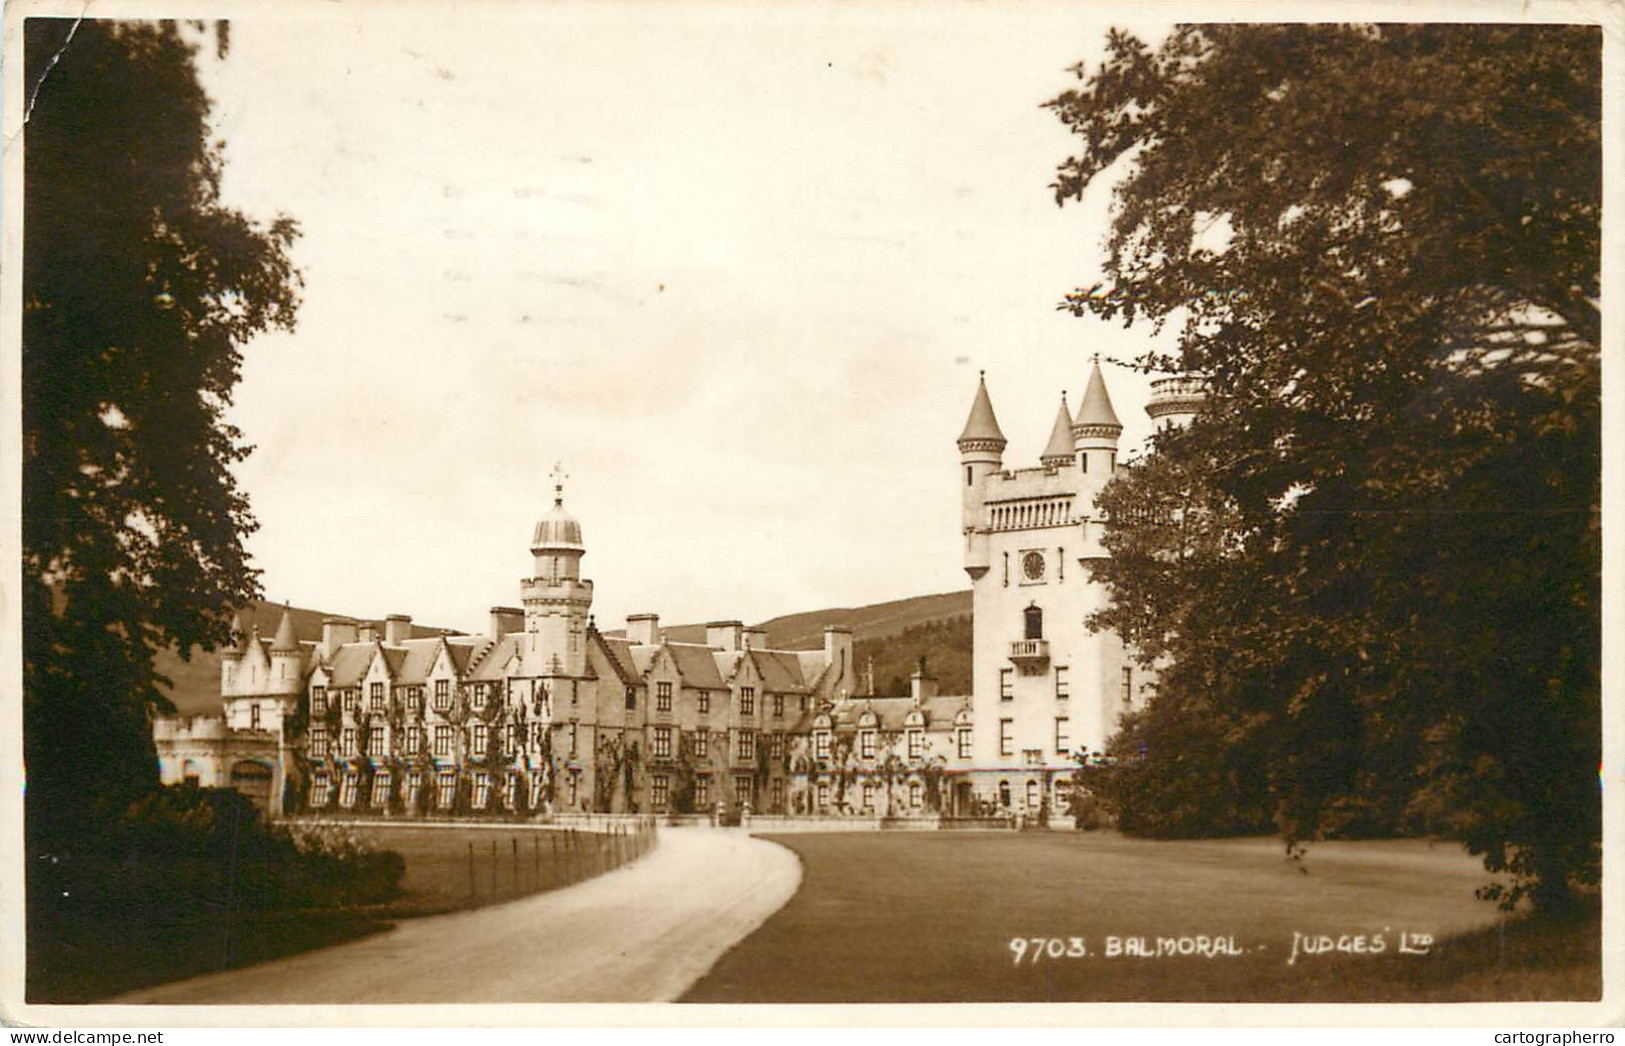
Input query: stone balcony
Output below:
<box><xmin>1009</xmin><ymin>638</ymin><xmax>1050</xmax><ymax>668</ymax></box>
<box><xmin>1146</xmin><ymin>375</ymin><xmax>1209</xmax><ymax>420</ymax></box>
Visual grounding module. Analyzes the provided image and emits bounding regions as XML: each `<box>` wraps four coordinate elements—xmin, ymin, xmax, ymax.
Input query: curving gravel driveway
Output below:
<box><xmin>112</xmin><ymin>828</ymin><xmax>801</xmax><ymax>1004</ymax></box>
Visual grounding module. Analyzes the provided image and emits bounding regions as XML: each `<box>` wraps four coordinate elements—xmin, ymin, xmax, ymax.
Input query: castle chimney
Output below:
<box><xmin>824</xmin><ymin>625</ymin><xmax>854</xmax><ymax>695</ymax></box>
<box><xmin>490</xmin><ymin>606</ymin><xmax>524</xmax><ymax>638</ymax></box>
<box><xmin>358</xmin><ymin>621</ymin><xmax>379</xmax><ymax>645</ymax></box>
<box><xmin>910</xmin><ymin>658</ymin><xmax>938</xmax><ymax>705</ymax></box>
<box><xmin>706</xmin><ymin>620</ymin><xmax>744</xmax><ymax>652</ymax></box>
<box><xmin>742</xmin><ymin>626</ymin><xmax>768</xmax><ymax>650</ymax></box>
<box><xmin>627</xmin><ymin>613</ymin><xmax>660</xmax><ymax>645</ymax></box>
<box><xmin>384</xmin><ymin>613</ymin><xmax>412</xmax><ymax>645</ymax></box>
<box><xmin>321</xmin><ymin>617</ymin><xmax>359</xmax><ymax>659</ymax></box>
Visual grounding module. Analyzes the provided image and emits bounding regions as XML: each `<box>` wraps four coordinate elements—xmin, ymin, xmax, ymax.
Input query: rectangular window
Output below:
<box><xmin>771</xmin><ymin>778</ymin><xmax>785</xmax><ymax>811</ymax></box>
<box><xmin>907</xmin><ymin>729</ymin><xmax>925</xmax><ymax>760</ymax></box>
<box><xmin>343</xmin><ymin>689</ymin><xmax>358</xmax><ymax>714</ymax></box>
<box><xmin>859</xmin><ymin>730</ymin><xmax>877</xmax><ymax>760</ymax></box>
<box><xmin>471</xmin><ymin>771</ymin><xmax>490</xmax><ymax>809</ymax></box>
<box><xmin>910</xmin><ymin>780</ymin><xmax>923</xmax><ymax>808</ymax></box>
<box><xmin>503</xmin><ymin>773</ymin><xmax>519</xmax><ymax>809</ymax></box>
<box><xmin>567</xmin><ymin>774</ymin><xmax>578</xmax><ymax>806</ymax></box>
<box><xmin>769</xmin><ymin>732</ymin><xmax>784</xmax><ymax>760</ymax></box>
<box><xmin>311</xmin><ymin>686</ymin><xmax>327</xmax><ymax>715</ymax></box>
<box><xmin>472</xmin><ymin>682</ymin><xmax>488</xmax><ymax>710</ymax></box>
<box><xmin>772</xmin><ymin>694</ymin><xmax>784</xmax><ymax>718</ymax></box>
<box><xmin>697</xmin><ymin>692</ymin><xmax>710</xmax><ymax>715</ymax></box>
<box><xmin>999</xmin><ymin>719</ymin><xmax>1013</xmax><ymax>757</ymax></box>
<box><xmin>434</xmin><ymin>679</ymin><xmax>451</xmax><ymax>711</ymax></box>
<box><xmin>814</xmin><ymin>731</ymin><xmax>831</xmax><ymax>760</ymax></box>
<box><xmin>309</xmin><ymin>728</ymin><xmax>328</xmax><ymax>757</ymax></box>
<box><xmin>504</xmin><ymin>723</ymin><xmax>518</xmax><ymax>757</ymax></box>
<box><xmin>693</xmin><ymin>731</ymin><xmax>709</xmax><ymax>758</ymax></box>
<box><xmin>250</xmin><ymin>703</ymin><xmax>261</xmax><ymax>730</ymax></box>
<box><xmin>695</xmin><ymin>774</ymin><xmax>711</xmax><ymax>808</ymax></box>
<box><xmin>472</xmin><ymin>722</ymin><xmax>488</xmax><ymax>755</ymax></box>
<box><xmin>654</xmin><ymin>725</ymin><xmax>673</xmax><ymax>758</ymax></box>
<box><xmin>1055</xmin><ymin>717</ymin><xmax>1070</xmax><ymax>754</ymax></box>
<box><xmin>407</xmin><ymin>687</ymin><xmax>422</xmax><ymax>715</ymax></box>
<box><xmin>862</xmin><ymin>782</ymin><xmax>876</xmax><ymax>810</ymax></box>
<box><xmin>370</xmin><ymin>681</ymin><xmax>384</xmax><ymax>711</ymax></box>
<box><xmin>957</xmin><ymin>727</ymin><xmax>972</xmax><ymax>760</ymax></box>
<box><xmin>1055</xmin><ymin>666</ymin><xmax>1069</xmax><ymax>700</ymax></box>
<box><xmin>737</xmin><ymin>729</ymin><xmax>756</xmax><ymax>761</ymax></box>
<box><xmin>656</xmin><ymin>681</ymin><xmax>673</xmax><ymax>712</ymax></box>
<box><xmin>436</xmin><ymin>770</ymin><xmax>457</xmax><ymax>809</ymax></box>
<box><xmin>625</xmin><ymin>686</ymin><xmax>636</xmax><ymax>711</ymax></box>
<box><xmin>1121</xmin><ymin>666</ymin><xmax>1134</xmax><ymax>704</ymax></box>
<box><xmin>817</xmin><ymin>782</ymin><xmax>830</xmax><ymax>808</ymax></box>
<box><xmin>405</xmin><ymin>725</ymin><xmax>421</xmax><ymax>756</ymax></box>
<box><xmin>569</xmin><ymin>722</ymin><xmax>579</xmax><ymax>756</ymax></box>
<box><xmin>369</xmin><ymin>724</ymin><xmax>385</xmax><ymax>755</ymax></box>
<box><xmin>339</xmin><ymin>772</ymin><xmax>360</xmax><ymax>808</ymax></box>
<box><xmin>652</xmin><ymin>774</ymin><xmax>669</xmax><ymax>810</ymax></box>
<box><xmin>371</xmin><ymin>770</ymin><xmax>391</xmax><ymax>808</ymax></box>
<box><xmin>405</xmin><ymin>770</ymin><xmax>424</xmax><ymax>808</ymax></box>
<box><xmin>435</xmin><ymin>724</ymin><xmax>453</xmax><ymax>757</ymax></box>
<box><xmin>309</xmin><ymin>772</ymin><xmax>332</xmax><ymax>807</ymax></box>
<box><xmin>740</xmin><ymin>687</ymin><xmax>756</xmax><ymax>716</ymax></box>
<box><xmin>735</xmin><ymin>774</ymin><xmax>753</xmax><ymax>806</ymax></box>
<box><xmin>1000</xmin><ymin>669</ymin><xmax>1013</xmax><ymax>701</ymax></box>
<box><xmin>342</xmin><ymin>728</ymin><xmax>356</xmax><ymax>757</ymax></box>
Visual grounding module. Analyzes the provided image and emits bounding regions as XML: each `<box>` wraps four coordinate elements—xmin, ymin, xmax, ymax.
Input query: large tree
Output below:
<box><xmin>1050</xmin><ymin>25</ymin><xmax>1599</xmax><ymax>909</ymax></box>
<box><xmin>23</xmin><ymin>19</ymin><xmax>301</xmax><ymax>840</ymax></box>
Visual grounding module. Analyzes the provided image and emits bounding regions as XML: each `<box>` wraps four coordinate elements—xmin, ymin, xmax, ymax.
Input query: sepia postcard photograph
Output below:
<box><xmin>1</xmin><ymin>0</ymin><xmax>1617</xmax><ymax>1030</ymax></box>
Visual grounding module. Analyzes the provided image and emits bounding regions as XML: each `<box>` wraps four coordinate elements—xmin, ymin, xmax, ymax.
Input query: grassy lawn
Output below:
<box><xmin>29</xmin><ymin>824</ymin><xmax>647</xmax><ymax>1002</ymax></box>
<box><xmin>682</xmin><ymin>830</ymin><xmax>1600</xmax><ymax>1003</ymax></box>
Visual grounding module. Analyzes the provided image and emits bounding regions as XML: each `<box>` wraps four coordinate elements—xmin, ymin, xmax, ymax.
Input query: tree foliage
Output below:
<box><xmin>1049</xmin><ymin>25</ymin><xmax>1599</xmax><ymax>909</ymax></box>
<box><xmin>23</xmin><ymin>19</ymin><xmax>302</xmax><ymax>838</ymax></box>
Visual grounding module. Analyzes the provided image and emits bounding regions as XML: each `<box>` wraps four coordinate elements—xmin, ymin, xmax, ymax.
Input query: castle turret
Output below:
<box><xmin>267</xmin><ymin>603</ymin><xmax>303</xmax><ymax>697</ymax></box>
<box><xmin>1071</xmin><ymin>356</ymin><xmax>1122</xmax><ymax>478</ymax></box>
<box><xmin>958</xmin><ymin>372</ymin><xmax>1006</xmax><ymax>579</ymax></box>
<box><xmin>1145</xmin><ymin>373</ymin><xmax>1208</xmax><ymax>430</ymax></box>
<box><xmin>521</xmin><ymin>465</ymin><xmax>594</xmax><ymax>677</ymax></box>
<box><xmin>1040</xmin><ymin>393</ymin><xmax>1076</xmax><ymax>469</ymax></box>
<box><xmin>220</xmin><ymin>607</ymin><xmax>250</xmax><ymax>695</ymax></box>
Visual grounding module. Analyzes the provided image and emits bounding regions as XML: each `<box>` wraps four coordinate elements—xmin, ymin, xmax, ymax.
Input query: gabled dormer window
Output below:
<box><xmin>311</xmin><ymin>686</ymin><xmax>327</xmax><ymax>715</ymax></box>
<box><xmin>740</xmin><ymin>687</ymin><xmax>756</xmax><ymax>716</ymax></box>
<box><xmin>472</xmin><ymin>682</ymin><xmax>488</xmax><ymax>711</ymax></box>
<box><xmin>907</xmin><ymin>728</ymin><xmax>924</xmax><ymax>760</ymax></box>
<box><xmin>814</xmin><ymin>727</ymin><xmax>831</xmax><ymax>761</ymax></box>
<box><xmin>657</xmin><ymin>681</ymin><xmax>673</xmax><ymax>712</ymax></box>
<box><xmin>859</xmin><ymin>729</ymin><xmax>877</xmax><ymax>760</ymax></box>
<box><xmin>433</xmin><ymin>679</ymin><xmax>451</xmax><ymax>712</ymax></box>
<box><xmin>370</xmin><ymin>682</ymin><xmax>385</xmax><ymax>711</ymax></box>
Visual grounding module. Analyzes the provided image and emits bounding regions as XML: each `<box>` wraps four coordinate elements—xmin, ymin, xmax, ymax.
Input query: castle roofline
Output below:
<box><xmin>957</xmin><ymin>372</ymin><xmax>1007</xmax><ymax>448</ymax></box>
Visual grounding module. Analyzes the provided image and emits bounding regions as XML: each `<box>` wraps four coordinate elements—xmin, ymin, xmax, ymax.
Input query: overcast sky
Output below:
<box><xmin>194</xmin><ymin>3</ymin><xmax>1181</xmax><ymax>636</ymax></box>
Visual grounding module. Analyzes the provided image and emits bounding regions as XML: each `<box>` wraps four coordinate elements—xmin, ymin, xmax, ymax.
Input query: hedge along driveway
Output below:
<box><xmin>681</xmin><ymin>831</ymin><xmax>1535</xmax><ymax>1003</ymax></box>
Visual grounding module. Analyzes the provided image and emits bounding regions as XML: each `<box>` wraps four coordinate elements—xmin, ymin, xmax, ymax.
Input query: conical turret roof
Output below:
<box><xmin>1073</xmin><ymin>357</ymin><xmax>1122</xmax><ymax>431</ymax></box>
<box><xmin>270</xmin><ymin>604</ymin><xmax>299</xmax><ymax>653</ymax></box>
<box><xmin>957</xmin><ymin>372</ymin><xmax>1007</xmax><ymax>447</ymax></box>
<box><xmin>1041</xmin><ymin>394</ymin><xmax>1076</xmax><ymax>464</ymax></box>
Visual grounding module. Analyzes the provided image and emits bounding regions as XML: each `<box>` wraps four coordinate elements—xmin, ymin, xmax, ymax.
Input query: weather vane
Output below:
<box><xmin>550</xmin><ymin>461</ymin><xmax>568</xmax><ymax>505</ymax></box>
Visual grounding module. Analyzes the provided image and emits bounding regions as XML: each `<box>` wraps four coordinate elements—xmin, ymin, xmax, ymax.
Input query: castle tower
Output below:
<box><xmin>963</xmin><ymin>361</ymin><xmax>1134</xmax><ymax>818</ymax></box>
<box><xmin>220</xmin><ymin>607</ymin><xmax>250</xmax><ymax>695</ymax></box>
<box><xmin>1145</xmin><ymin>372</ymin><xmax>1208</xmax><ymax>431</ymax></box>
<box><xmin>1071</xmin><ymin>356</ymin><xmax>1122</xmax><ymax>477</ymax></box>
<box><xmin>1040</xmin><ymin>394</ymin><xmax>1075</xmax><ymax>469</ymax></box>
<box><xmin>520</xmin><ymin>464</ymin><xmax>594</xmax><ymax>677</ymax></box>
<box><xmin>958</xmin><ymin>372</ymin><xmax>1006</xmax><ymax>580</ymax></box>
<box><xmin>267</xmin><ymin>604</ymin><xmax>303</xmax><ymax>697</ymax></box>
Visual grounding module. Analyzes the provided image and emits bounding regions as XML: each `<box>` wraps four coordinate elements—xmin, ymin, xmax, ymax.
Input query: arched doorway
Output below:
<box><xmin>230</xmin><ymin>760</ymin><xmax>274</xmax><ymax>813</ymax></box>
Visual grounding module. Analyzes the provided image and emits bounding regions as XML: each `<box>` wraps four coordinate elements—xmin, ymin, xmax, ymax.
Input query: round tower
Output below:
<box><xmin>1071</xmin><ymin>356</ymin><xmax>1123</xmax><ymax>478</ymax></box>
<box><xmin>1040</xmin><ymin>393</ymin><xmax>1076</xmax><ymax>469</ymax></box>
<box><xmin>1145</xmin><ymin>373</ymin><xmax>1208</xmax><ymax>431</ymax></box>
<box><xmin>267</xmin><ymin>603</ymin><xmax>304</xmax><ymax>697</ymax></box>
<box><xmin>521</xmin><ymin>464</ymin><xmax>594</xmax><ymax>677</ymax></box>
<box><xmin>957</xmin><ymin>372</ymin><xmax>1006</xmax><ymax>580</ymax></box>
<box><xmin>220</xmin><ymin>607</ymin><xmax>250</xmax><ymax>695</ymax></box>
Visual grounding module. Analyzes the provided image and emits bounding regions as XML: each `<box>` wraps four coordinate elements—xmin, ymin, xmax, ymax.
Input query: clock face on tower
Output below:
<box><xmin>1021</xmin><ymin>550</ymin><xmax>1046</xmax><ymax>581</ymax></box>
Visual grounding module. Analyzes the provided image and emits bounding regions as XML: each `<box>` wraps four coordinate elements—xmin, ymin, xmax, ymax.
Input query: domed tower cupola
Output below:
<box><xmin>521</xmin><ymin>464</ymin><xmax>595</xmax><ymax>678</ymax></box>
<box><xmin>1071</xmin><ymin>355</ymin><xmax>1124</xmax><ymax>477</ymax></box>
<box><xmin>530</xmin><ymin>464</ymin><xmax>585</xmax><ymax>583</ymax></box>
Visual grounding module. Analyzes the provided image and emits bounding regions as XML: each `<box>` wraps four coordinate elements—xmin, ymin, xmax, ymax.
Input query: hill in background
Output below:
<box><xmin>159</xmin><ymin>589</ymin><xmax>975</xmax><ymax>717</ymax></box>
